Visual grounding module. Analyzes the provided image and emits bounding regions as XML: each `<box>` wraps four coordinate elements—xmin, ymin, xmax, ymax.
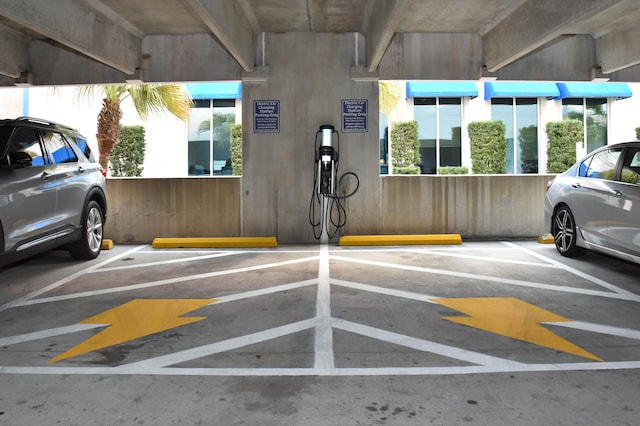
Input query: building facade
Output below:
<box><xmin>1</xmin><ymin>80</ymin><xmax>638</xmax><ymax>178</ymax></box>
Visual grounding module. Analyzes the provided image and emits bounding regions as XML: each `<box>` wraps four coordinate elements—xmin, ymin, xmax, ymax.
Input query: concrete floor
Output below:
<box><xmin>0</xmin><ymin>241</ymin><xmax>639</xmax><ymax>425</ymax></box>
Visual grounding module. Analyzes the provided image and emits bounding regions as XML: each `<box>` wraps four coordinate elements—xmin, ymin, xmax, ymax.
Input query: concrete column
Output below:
<box><xmin>242</xmin><ymin>32</ymin><xmax>380</xmax><ymax>243</ymax></box>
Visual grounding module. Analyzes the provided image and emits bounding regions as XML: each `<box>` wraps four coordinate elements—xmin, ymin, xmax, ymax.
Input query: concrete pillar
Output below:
<box><xmin>242</xmin><ymin>32</ymin><xmax>380</xmax><ymax>243</ymax></box>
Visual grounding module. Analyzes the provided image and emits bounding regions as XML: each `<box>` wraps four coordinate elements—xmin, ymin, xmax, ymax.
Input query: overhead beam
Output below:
<box><xmin>0</xmin><ymin>28</ymin><xmax>29</xmax><ymax>78</ymax></box>
<box><xmin>597</xmin><ymin>27</ymin><xmax>640</xmax><ymax>74</ymax></box>
<box><xmin>483</xmin><ymin>0</ymin><xmax>622</xmax><ymax>72</ymax></box>
<box><xmin>365</xmin><ymin>0</ymin><xmax>408</xmax><ymax>72</ymax></box>
<box><xmin>181</xmin><ymin>0</ymin><xmax>255</xmax><ymax>72</ymax></box>
<box><xmin>0</xmin><ymin>0</ymin><xmax>140</xmax><ymax>74</ymax></box>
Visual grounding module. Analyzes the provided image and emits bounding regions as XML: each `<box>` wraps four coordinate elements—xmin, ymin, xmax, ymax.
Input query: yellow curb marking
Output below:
<box><xmin>433</xmin><ymin>297</ymin><xmax>603</xmax><ymax>362</ymax></box>
<box><xmin>50</xmin><ymin>299</ymin><xmax>216</xmax><ymax>363</ymax></box>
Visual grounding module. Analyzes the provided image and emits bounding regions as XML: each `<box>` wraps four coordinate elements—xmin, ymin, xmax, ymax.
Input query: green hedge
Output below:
<box><xmin>391</xmin><ymin>120</ymin><xmax>420</xmax><ymax>174</ymax></box>
<box><xmin>468</xmin><ymin>120</ymin><xmax>507</xmax><ymax>174</ymax></box>
<box><xmin>546</xmin><ymin>120</ymin><xmax>581</xmax><ymax>173</ymax></box>
<box><xmin>230</xmin><ymin>123</ymin><xmax>242</xmax><ymax>175</ymax></box>
<box><xmin>438</xmin><ymin>166</ymin><xmax>469</xmax><ymax>175</ymax></box>
<box><xmin>110</xmin><ymin>125</ymin><xmax>145</xmax><ymax>177</ymax></box>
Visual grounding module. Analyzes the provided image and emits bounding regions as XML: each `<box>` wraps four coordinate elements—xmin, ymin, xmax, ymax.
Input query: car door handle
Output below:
<box><xmin>571</xmin><ymin>182</ymin><xmax>581</xmax><ymax>188</ymax></box>
<box><xmin>41</xmin><ymin>171</ymin><xmax>52</xmax><ymax>181</ymax></box>
<box><xmin>611</xmin><ymin>189</ymin><xmax>623</xmax><ymax>196</ymax></box>
<box><xmin>78</xmin><ymin>166</ymin><xmax>86</xmax><ymax>174</ymax></box>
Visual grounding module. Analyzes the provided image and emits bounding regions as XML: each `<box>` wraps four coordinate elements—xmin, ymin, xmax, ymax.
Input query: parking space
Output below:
<box><xmin>0</xmin><ymin>241</ymin><xmax>639</xmax><ymax>424</ymax></box>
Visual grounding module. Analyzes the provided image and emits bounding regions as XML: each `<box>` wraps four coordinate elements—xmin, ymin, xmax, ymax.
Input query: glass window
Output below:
<box><xmin>6</xmin><ymin>127</ymin><xmax>46</xmax><ymax>166</ymax></box>
<box><xmin>621</xmin><ymin>148</ymin><xmax>640</xmax><ymax>184</ymax></box>
<box><xmin>584</xmin><ymin>149</ymin><xmax>620</xmax><ymax>180</ymax></box>
<box><xmin>379</xmin><ymin>112</ymin><xmax>389</xmax><ymax>174</ymax></box>
<box><xmin>414</xmin><ymin>97</ymin><xmax>461</xmax><ymax>174</ymax></box>
<box><xmin>562</xmin><ymin>98</ymin><xmax>607</xmax><ymax>154</ymax></box>
<box><xmin>44</xmin><ymin>132</ymin><xmax>78</xmax><ymax>164</ymax></box>
<box><xmin>491</xmin><ymin>98</ymin><xmax>538</xmax><ymax>174</ymax></box>
<box><xmin>188</xmin><ymin>99</ymin><xmax>236</xmax><ymax>176</ymax></box>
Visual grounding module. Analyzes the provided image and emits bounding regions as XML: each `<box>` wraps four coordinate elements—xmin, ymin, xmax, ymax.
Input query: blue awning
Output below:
<box><xmin>406</xmin><ymin>81</ymin><xmax>478</xmax><ymax>98</ymax></box>
<box><xmin>555</xmin><ymin>82</ymin><xmax>632</xmax><ymax>100</ymax></box>
<box><xmin>484</xmin><ymin>82</ymin><xmax>560</xmax><ymax>100</ymax></box>
<box><xmin>186</xmin><ymin>82</ymin><xmax>242</xmax><ymax>100</ymax></box>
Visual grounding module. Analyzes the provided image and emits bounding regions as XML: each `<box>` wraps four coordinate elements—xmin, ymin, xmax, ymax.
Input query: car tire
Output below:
<box><xmin>69</xmin><ymin>200</ymin><xmax>104</xmax><ymax>260</ymax></box>
<box><xmin>552</xmin><ymin>205</ymin><xmax>586</xmax><ymax>258</ymax></box>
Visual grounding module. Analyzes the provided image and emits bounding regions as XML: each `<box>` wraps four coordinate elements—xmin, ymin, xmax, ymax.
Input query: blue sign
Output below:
<box><xmin>254</xmin><ymin>100</ymin><xmax>280</xmax><ymax>133</ymax></box>
<box><xmin>342</xmin><ymin>99</ymin><xmax>368</xmax><ymax>133</ymax></box>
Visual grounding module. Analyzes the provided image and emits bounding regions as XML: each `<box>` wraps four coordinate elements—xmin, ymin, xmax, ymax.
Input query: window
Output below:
<box><xmin>44</xmin><ymin>132</ymin><xmax>78</xmax><ymax>164</ymax></box>
<box><xmin>379</xmin><ymin>112</ymin><xmax>389</xmax><ymax>174</ymax></box>
<box><xmin>414</xmin><ymin>97</ymin><xmax>462</xmax><ymax>174</ymax></box>
<box><xmin>491</xmin><ymin>98</ymin><xmax>538</xmax><ymax>174</ymax></box>
<box><xmin>187</xmin><ymin>99</ymin><xmax>236</xmax><ymax>176</ymax></box>
<box><xmin>579</xmin><ymin>149</ymin><xmax>620</xmax><ymax>180</ymax></box>
<box><xmin>562</xmin><ymin>98</ymin><xmax>607</xmax><ymax>153</ymax></box>
<box><xmin>7</xmin><ymin>127</ymin><xmax>46</xmax><ymax>166</ymax></box>
<box><xmin>621</xmin><ymin>148</ymin><xmax>640</xmax><ymax>184</ymax></box>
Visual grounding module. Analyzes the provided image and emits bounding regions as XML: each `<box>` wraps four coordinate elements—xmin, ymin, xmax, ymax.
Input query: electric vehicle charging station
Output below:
<box><xmin>309</xmin><ymin>125</ymin><xmax>359</xmax><ymax>243</ymax></box>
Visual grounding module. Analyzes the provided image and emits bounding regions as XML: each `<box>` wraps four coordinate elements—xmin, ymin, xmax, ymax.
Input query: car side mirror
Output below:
<box><xmin>6</xmin><ymin>151</ymin><xmax>33</xmax><ymax>168</ymax></box>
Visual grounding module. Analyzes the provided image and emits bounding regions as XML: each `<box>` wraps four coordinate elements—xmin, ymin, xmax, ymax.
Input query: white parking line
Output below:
<box><xmin>504</xmin><ymin>242</ymin><xmax>640</xmax><ymax>301</ymax></box>
<box><xmin>329</xmin><ymin>254</ymin><xmax>637</xmax><ymax>302</ymax></box>
<box><xmin>314</xmin><ymin>244</ymin><xmax>334</xmax><ymax>370</ymax></box>
<box><xmin>15</xmin><ymin>256</ymin><xmax>320</xmax><ymax>306</ymax></box>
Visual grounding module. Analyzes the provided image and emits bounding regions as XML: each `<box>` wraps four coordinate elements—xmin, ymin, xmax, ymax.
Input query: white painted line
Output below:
<box><xmin>5</xmin><ymin>361</ymin><xmax>640</xmax><ymax>376</ymax></box>
<box><xmin>17</xmin><ymin>256</ymin><xmax>320</xmax><ymax>307</ymax></box>
<box><xmin>331</xmin><ymin>279</ymin><xmax>439</xmax><ymax>304</ymax></box>
<box><xmin>114</xmin><ymin>318</ymin><xmax>317</xmax><ymax>372</ymax></box>
<box><xmin>503</xmin><ymin>242</ymin><xmax>640</xmax><ymax>301</ymax></box>
<box><xmin>315</xmin><ymin>244</ymin><xmax>334</xmax><ymax>370</ymax></box>
<box><xmin>0</xmin><ymin>245</ymin><xmax>148</xmax><ymax>313</ymax></box>
<box><xmin>545</xmin><ymin>321</ymin><xmax>640</xmax><ymax>340</ymax></box>
<box><xmin>95</xmin><ymin>251</ymin><xmax>243</xmax><ymax>273</ymax></box>
<box><xmin>332</xmin><ymin>318</ymin><xmax>524</xmax><ymax>368</ymax></box>
<box><xmin>212</xmin><ymin>279</ymin><xmax>318</xmax><ymax>305</ymax></box>
<box><xmin>0</xmin><ymin>324</ymin><xmax>105</xmax><ymax>346</ymax></box>
<box><xmin>329</xmin><ymin>255</ymin><xmax>637</xmax><ymax>302</ymax></box>
<box><xmin>407</xmin><ymin>248</ymin><xmax>562</xmax><ymax>269</ymax></box>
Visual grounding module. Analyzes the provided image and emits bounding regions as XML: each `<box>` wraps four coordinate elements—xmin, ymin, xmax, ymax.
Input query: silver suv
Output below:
<box><xmin>0</xmin><ymin>117</ymin><xmax>107</xmax><ymax>267</ymax></box>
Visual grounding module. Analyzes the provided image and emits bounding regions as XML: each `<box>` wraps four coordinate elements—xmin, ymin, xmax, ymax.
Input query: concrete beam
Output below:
<box><xmin>181</xmin><ymin>0</ymin><xmax>256</xmax><ymax>72</ymax></box>
<box><xmin>365</xmin><ymin>0</ymin><xmax>408</xmax><ymax>72</ymax></box>
<box><xmin>0</xmin><ymin>0</ymin><xmax>140</xmax><ymax>74</ymax></box>
<box><xmin>483</xmin><ymin>0</ymin><xmax>622</xmax><ymax>72</ymax></box>
<box><xmin>0</xmin><ymin>28</ymin><xmax>29</xmax><ymax>79</ymax></box>
<box><xmin>597</xmin><ymin>27</ymin><xmax>640</xmax><ymax>74</ymax></box>
<box><xmin>141</xmin><ymin>35</ymin><xmax>243</xmax><ymax>82</ymax></box>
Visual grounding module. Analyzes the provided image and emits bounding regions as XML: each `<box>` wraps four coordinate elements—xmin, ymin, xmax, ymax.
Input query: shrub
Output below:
<box><xmin>110</xmin><ymin>125</ymin><xmax>145</xmax><ymax>177</ymax></box>
<box><xmin>438</xmin><ymin>166</ymin><xmax>469</xmax><ymax>175</ymax></box>
<box><xmin>230</xmin><ymin>123</ymin><xmax>242</xmax><ymax>175</ymax></box>
<box><xmin>468</xmin><ymin>120</ymin><xmax>507</xmax><ymax>174</ymax></box>
<box><xmin>546</xmin><ymin>120</ymin><xmax>581</xmax><ymax>173</ymax></box>
<box><xmin>635</xmin><ymin>126</ymin><xmax>640</xmax><ymax>140</ymax></box>
<box><xmin>391</xmin><ymin>120</ymin><xmax>420</xmax><ymax>174</ymax></box>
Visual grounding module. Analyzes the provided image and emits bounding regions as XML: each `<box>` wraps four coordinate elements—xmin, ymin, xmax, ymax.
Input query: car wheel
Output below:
<box><xmin>69</xmin><ymin>200</ymin><xmax>104</xmax><ymax>260</ymax></box>
<box><xmin>552</xmin><ymin>206</ymin><xmax>586</xmax><ymax>258</ymax></box>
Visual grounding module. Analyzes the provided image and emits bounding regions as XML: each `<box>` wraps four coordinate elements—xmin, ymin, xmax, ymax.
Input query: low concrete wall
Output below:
<box><xmin>381</xmin><ymin>175</ymin><xmax>552</xmax><ymax>238</ymax></box>
<box><xmin>106</xmin><ymin>178</ymin><xmax>241</xmax><ymax>243</ymax></box>
<box><xmin>105</xmin><ymin>175</ymin><xmax>552</xmax><ymax>243</ymax></box>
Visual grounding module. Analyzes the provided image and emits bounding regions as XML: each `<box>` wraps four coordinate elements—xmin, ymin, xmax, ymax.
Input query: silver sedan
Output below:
<box><xmin>544</xmin><ymin>141</ymin><xmax>640</xmax><ymax>264</ymax></box>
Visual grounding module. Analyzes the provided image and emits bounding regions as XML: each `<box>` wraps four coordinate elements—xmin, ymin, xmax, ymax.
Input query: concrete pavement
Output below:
<box><xmin>0</xmin><ymin>241</ymin><xmax>639</xmax><ymax>425</ymax></box>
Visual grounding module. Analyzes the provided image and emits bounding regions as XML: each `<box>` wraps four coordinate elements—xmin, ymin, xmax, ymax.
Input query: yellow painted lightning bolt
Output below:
<box><xmin>433</xmin><ymin>297</ymin><xmax>603</xmax><ymax>362</ymax></box>
<box><xmin>50</xmin><ymin>299</ymin><xmax>217</xmax><ymax>363</ymax></box>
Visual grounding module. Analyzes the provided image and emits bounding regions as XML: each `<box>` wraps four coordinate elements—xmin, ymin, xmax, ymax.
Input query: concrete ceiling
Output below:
<box><xmin>2</xmin><ymin>0</ymin><xmax>640</xmax><ymax>86</ymax></box>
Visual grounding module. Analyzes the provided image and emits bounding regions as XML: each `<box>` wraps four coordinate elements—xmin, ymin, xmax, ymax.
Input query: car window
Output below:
<box><xmin>620</xmin><ymin>148</ymin><xmax>640</xmax><ymax>184</ymax></box>
<box><xmin>43</xmin><ymin>131</ymin><xmax>78</xmax><ymax>164</ymax></box>
<box><xmin>583</xmin><ymin>149</ymin><xmax>621</xmax><ymax>181</ymax></box>
<box><xmin>73</xmin><ymin>137</ymin><xmax>94</xmax><ymax>161</ymax></box>
<box><xmin>5</xmin><ymin>127</ymin><xmax>47</xmax><ymax>166</ymax></box>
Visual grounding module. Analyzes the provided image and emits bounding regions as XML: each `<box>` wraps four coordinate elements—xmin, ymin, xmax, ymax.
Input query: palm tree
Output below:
<box><xmin>77</xmin><ymin>84</ymin><xmax>192</xmax><ymax>171</ymax></box>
